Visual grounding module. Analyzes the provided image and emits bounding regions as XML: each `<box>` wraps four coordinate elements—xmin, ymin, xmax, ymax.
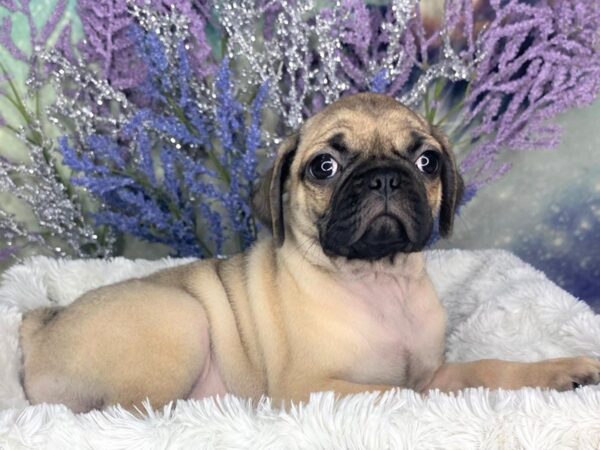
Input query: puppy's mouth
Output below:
<box><xmin>339</xmin><ymin>214</ymin><xmax>420</xmax><ymax>260</ymax></box>
<box><xmin>358</xmin><ymin>214</ymin><xmax>407</xmax><ymax>245</ymax></box>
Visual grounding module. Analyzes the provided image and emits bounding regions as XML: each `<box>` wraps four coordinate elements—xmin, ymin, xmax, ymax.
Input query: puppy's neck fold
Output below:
<box><xmin>274</xmin><ymin>238</ymin><xmax>437</xmax><ymax>324</ymax></box>
<box><xmin>278</xmin><ymin>236</ymin><xmax>427</xmax><ymax>283</ymax></box>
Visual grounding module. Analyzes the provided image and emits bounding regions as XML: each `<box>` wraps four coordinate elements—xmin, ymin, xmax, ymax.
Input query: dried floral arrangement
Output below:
<box><xmin>0</xmin><ymin>0</ymin><xmax>598</xmax><ymax>262</ymax></box>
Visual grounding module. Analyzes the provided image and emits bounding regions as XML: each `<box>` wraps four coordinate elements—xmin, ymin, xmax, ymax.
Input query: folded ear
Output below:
<box><xmin>251</xmin><ymin>133</ymin><xmax>299</xmax><ymax>246</ymax></box>
<box><xmin>430</xmin><ymin>126</ymin><xmax>464</xmax><ymax>237</ymax></box>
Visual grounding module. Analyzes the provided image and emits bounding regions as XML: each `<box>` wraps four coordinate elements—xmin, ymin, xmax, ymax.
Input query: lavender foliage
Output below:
<box><xmin>58</xmin><ymin>30</ymin><xmax>268</xmax><ymax>257</ymax></box>
<box><xmin>0</xmin><ymin>0</ymin><xmax>68</xmax><ymax>65</ymax></box>
<box><xmin>77</xmin><ymin>0</ymin><xmax>215</xmax><ymax>90</ymax></box>
<box><xmin>459</xmin><ymin>0</ymin><xmax>600</xmax><ymax>193</ymax></box>
<box><xmin>0</xmin><ymin>245</ymin><xmax>18</xmax><ymax>262</ymax></box>
<box><xmin>76</xmin><ymin>0</ymin><xmax>140</xmax><ymax>89</ymax></box>
<box><xmin>0</xmin><ymin>0</ymin><xmax>72</xmax><ymax>122</ymax></box>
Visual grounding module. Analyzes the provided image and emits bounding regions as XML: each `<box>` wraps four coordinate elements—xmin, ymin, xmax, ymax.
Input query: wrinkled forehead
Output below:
<box><xmin>298</xmin><ymin>101</ymin><xmax>439</xmax><ymax>159</ymax></box>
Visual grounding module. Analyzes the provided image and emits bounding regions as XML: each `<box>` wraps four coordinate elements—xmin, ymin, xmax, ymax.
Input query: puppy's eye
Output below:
<box><xmin>309</xmin><ymin>154</ymin><xmax>339</xmax><ymax>180</ymax></box>
<box><xmin>415</xmin><ymin>150</ymin><xmax>440</xmax><ymax>175</ymax></box>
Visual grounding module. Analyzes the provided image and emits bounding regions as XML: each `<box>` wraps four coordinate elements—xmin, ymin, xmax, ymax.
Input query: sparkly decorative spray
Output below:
<box><xmin>0</xmin><ymin>0</ymin><xmax>598</xmax><ymax>261</ymax></box>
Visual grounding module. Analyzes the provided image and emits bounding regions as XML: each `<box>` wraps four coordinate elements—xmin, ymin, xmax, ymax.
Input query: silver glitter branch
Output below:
<box><xmin>0</xmin><ymin>121</ymin><xmax>114</xmax><ymax>258</ymax></box>
<box><xmin>215</xmin><ymin>0</ymin><xmax>314</xmax><ymax>129</ymax></box>
<box><xmin>39</xmin><ymin>51</ymin><xmax>132</xmax><ymax>145</ymax></box>
<box><xmin>215</xmin><ymin>0</ymin><xmax>482</xmax><ymax>135</ymax></box>
<box><xmin>379</xmin><ymin>0</ymin><xmax>419</xmax><ymax>84</ymax></box>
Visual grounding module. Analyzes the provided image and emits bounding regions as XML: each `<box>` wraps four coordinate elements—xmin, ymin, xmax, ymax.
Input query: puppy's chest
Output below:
<box><xmin>337</xmin><ymin>279</ymin><xmax>446</xmax><ymax>388</ymax></box>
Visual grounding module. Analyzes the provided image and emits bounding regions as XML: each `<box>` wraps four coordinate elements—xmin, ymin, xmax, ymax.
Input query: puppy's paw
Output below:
<box><xmin>538</xmin><ymin>356</ymin><xmax>600</xmax><ymax>391</ymax></box>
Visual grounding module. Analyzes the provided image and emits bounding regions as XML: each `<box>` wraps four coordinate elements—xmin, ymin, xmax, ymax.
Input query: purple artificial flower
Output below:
<box><xmin>244</xmin><ymin>81</ymin><xmax>270</xmax><ymax>186</ymax></box>
<box><xmin>214</xmin><ymin>60</ymin><xmax>269</xmax><ymax>248</ymax></box>
<box><xmin>58</xmin><ymin>29</ymin><xmax>269</xmax><ymax>257</ymax></box>
<box><xmin>215</xmin><ymin>59</ymin><xmax>244</xmax><ymax>161</ymax></box>
<box><xmin>77</xmin><ymin>0</ymin><xmax>146</xmax><ymax>89</ymax></box>
<box><xmin>77</xmin><ymin>0</ymin><xmax>215</xmax><ymax>90</ymax></box>
<box><xmin>160</xmin><ymin>146</ymin><xmax>183</xmax><ymax>203</ymax></box>
<box><xmin>54</xmin><ymin>24</ymin><xmax>76</xmax><ymax>63</ymax></box>
<box><xmin>323</xmin><ymin>0</ymin><xmax>420</xmax><ymax>97</ymax></box>
<box><xmin>61</xmin><ymin>128</ymin><xmax>208</xmax><ymax>256</ymax></box>
<box><xmin>459</xmin><ymin>0</ymin><xmax>600</xmax><ymax>196</ymax></box>
<box><xmin>0</xmin><ymin>0</ymin><xmax>72</xmax><ymax>74</ymax></box>
<box><xmin>0</xmin><ymin>245</ymin><xmax>18</xmax><ymax>262</ymax></box>
<box><xmin>130</xmin><ymin>24</ymin><xmax>171</xmax><ymax>98</ymax></box>
<box><xmin>0</xmin><ymin>16</ymin><xmax>28</xmax><ymax>62</ymax></box>
<box><xmin>161</xmin><ymin>0</ymin><xmax>214</xmax><ymax>79</ymax></box>
<box><xmin>370</xmin><ymin>69</ymin><xmax>389</xmax><ymax>94</ymax></box>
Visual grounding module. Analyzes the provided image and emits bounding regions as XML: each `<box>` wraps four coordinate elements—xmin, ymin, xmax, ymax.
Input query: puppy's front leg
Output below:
<box><xmin>423</xmin><ymin>357</ymin><xmax>600</xmax><ymax>392</ymax></box>
<box><xmin>280</xmin><ymin>378</ymin><xmax>394</xmax><ymax>406</ymax></box>
<box><xmin>320</xmin><ymin>378</ymin><xmax>393</xmax><ymax>396</ymax></box>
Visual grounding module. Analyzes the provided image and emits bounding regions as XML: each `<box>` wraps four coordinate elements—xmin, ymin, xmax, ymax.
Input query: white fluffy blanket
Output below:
<box><xmin>1</xmin><ymin>249</ymin><xmax>600</xmax><ymax>449</ymax></box>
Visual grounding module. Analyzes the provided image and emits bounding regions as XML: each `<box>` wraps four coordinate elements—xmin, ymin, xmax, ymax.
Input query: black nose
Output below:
<box><xmin>367</xmin><ymin>170</ymin><xmax>401</xmax><ymax>196</ymax></box>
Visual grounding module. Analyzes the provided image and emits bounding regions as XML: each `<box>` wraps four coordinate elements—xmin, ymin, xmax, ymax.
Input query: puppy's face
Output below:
<box><xmin>253</xmin><ymin>93</ymin><xmax>463</xmax><ymax>268</ymax></box>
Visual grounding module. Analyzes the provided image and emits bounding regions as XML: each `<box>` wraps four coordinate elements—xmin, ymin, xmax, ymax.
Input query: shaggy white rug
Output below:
<box><xmin>1</xmin><ymin>249</ymin><xmax>600</xmax><ymax>449</ymax></box>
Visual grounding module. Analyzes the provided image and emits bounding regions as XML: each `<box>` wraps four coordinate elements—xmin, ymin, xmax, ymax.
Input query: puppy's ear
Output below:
<box><xmin>430</xmin><ymin>126</ymin><xmax>464</xmax><ymax>237</ymax></box>
<box><xmin>251</xmin><ymin>133</ymin><xmax>299</xmax><ymax>246</ymax></box>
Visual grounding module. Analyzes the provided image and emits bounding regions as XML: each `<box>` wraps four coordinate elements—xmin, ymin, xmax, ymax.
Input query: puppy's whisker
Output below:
<box><xmin>303</xmin><ymin>241</ymin><xmax>318</xmax><ymax>260</ymax></box>
<box><xmin>294</xmin><ymin>235</ymin><xmax>321</xmax><ymax>261</ymax></box>
<box><xmin>296</xmin><ymin>236</ymin><xmax>317</xmax><ymax>259</ymax></box>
